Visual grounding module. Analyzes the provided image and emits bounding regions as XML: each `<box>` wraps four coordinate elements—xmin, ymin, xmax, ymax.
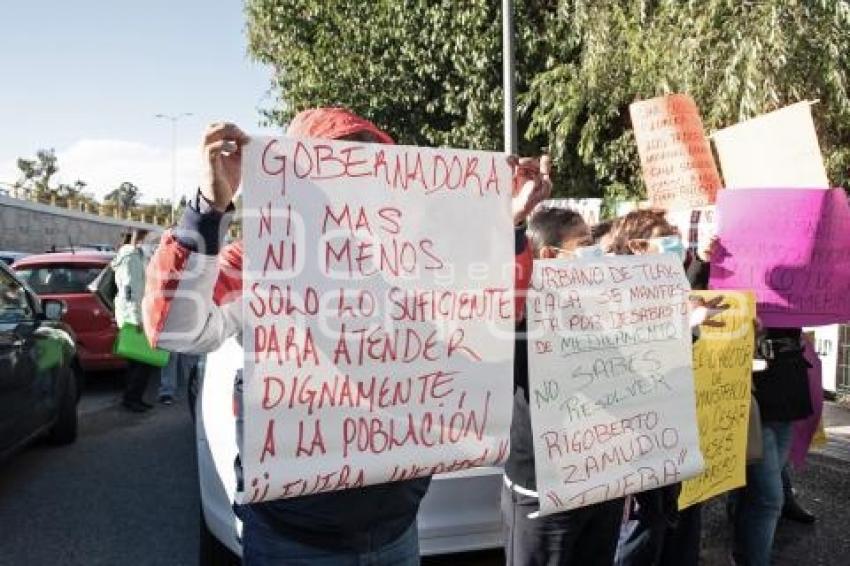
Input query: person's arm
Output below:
<box><xmin>509</xmin><ymin>154</ymin><xmax>550</xmax><ymax>322</ymax></box>
<box><xmin>142</xmin><ymin>197</ymin><xmax>241</xmax><ymax>352</ymax></box>
<box><xmin>514</xmin><ymin>227</ymin><xmax>533</xmax><ymax>321</ymax></box>
<box><xmin>143</xmin><ymin>123</ymin><xmax>248</xmax><ymax>352</ymax></box>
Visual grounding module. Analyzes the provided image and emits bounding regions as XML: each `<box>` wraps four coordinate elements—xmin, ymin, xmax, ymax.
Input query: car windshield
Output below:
<box><xmin>16</xmin><ymin>265</ymin><xmax>103</xmax><ymax>294</ymax></box>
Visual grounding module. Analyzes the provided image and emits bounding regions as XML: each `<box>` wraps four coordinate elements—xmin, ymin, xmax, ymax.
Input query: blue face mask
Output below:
<box><xmin>649</xmin><ymin>235</ymin><xmax>686</xmax><ymax>262</ymax></box>
<box><xmin>573</xmin><ymin>245</ymin><xmax>604</xmax><ymax>259</ymax></box>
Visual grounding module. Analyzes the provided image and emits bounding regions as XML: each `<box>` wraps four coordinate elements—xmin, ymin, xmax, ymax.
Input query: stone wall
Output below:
<box><xmin>0</xmin><ymin>195</ymin><xmax>163</xmax><ymax>253</ymax></box>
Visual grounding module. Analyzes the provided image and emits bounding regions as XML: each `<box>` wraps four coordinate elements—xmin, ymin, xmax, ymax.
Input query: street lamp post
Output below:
<box><xmin>503</xmin><ymin>0</ymin><xmax>517</xmax><ymax>155</ymax></box>
<box><xmin>154</xmin><ymin>112</ymin><xmax>193</xmax><ymax>225</ymax></box>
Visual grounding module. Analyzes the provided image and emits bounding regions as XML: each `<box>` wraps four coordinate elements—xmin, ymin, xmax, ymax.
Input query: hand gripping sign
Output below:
<box><xmin>679</xmin><ymin>291</ymin><xmax>755</xmax><ymax>510</ymax></box>
<box><xmin>239</xmin><ymin>136</ymin><xmax>515</xmax><ymax>503</ymax></box>
<box><xmin>526</xmin><ymin>254</ymin><xmax>704</xmax><ymax>515</ymax></box>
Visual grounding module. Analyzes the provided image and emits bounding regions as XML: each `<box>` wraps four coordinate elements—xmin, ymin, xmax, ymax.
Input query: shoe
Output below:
<box><xmin>122</xmin><ymin>400</ymin><xmax>149</xmax><ymax>413</ymax></box>
<box><xmin>782</xmin><ymin>498</ymin><xmax>816</xmax><ymax>524</ymax></box>
<box><xmin>159</xmin><ymin>395</ymin><xmax>174</xmax><ymax>406</ymax></box>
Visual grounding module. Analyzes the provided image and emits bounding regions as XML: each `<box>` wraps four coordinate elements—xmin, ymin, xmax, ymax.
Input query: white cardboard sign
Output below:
<box><xmin>713</xmin><ymin>102</ymin><xmax>830</xmax><ymax>189</ymax></box>
<box><xmin>240</xmin><ymin>136</ymin><xmax>515</xmax><ymax>503</ymax></box>
<box><xmin>526</xmin><ymin>254</ymin><xmax>704</xmax><ymax>515</ymax></box>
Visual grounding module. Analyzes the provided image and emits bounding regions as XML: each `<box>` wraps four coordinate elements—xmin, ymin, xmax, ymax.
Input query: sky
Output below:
<box><xmin>0</xmin><ymin>1</ymin><xmax>278</xmax><ymax>203</ymax></box>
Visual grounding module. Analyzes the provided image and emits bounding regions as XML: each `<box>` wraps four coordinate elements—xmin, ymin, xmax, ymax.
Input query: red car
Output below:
<box><xmin>13</xmin><ymin>252</ymin><xmax>127</xmax><ymax>373</ymax></box>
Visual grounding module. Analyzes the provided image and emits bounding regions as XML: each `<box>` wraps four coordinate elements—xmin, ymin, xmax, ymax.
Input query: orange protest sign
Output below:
<box><xmin>630</xmin><ymin>94</ymin><xmax>722</xmax><ymax>210</ymax></box>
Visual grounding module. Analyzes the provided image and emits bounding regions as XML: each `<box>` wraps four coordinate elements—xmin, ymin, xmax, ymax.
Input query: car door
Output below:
<box><xmin>89</xmin><ymin>262</ymin><xmax>117</xmax><ymax>313</ymax></box>
<box><xmin>0</xmin><ymin>266</ymin><xmax>41</xmax><ymax>451</ymax></box>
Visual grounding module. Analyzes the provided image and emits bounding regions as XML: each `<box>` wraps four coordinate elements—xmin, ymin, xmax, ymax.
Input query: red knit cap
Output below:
<box><xmin>286</xmin><ymin>107</ymin><xmax>395</xmax><ymax>144</ymax></box>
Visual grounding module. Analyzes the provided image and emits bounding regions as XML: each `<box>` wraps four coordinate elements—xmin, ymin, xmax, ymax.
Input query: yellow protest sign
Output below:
<box><xmin>679</xmin><ymin>291</ymin><xmax>755</xmax><ymax>509</ymax></box>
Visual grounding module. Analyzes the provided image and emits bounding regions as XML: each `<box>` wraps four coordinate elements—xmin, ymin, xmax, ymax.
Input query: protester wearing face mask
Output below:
<box><xmin>608</xmin><ymin>209</ymin><xmax>701</xmax><ymax>566</ymax></box>
<box><xmin>502</xmin><ymin>206</ymin><xmax>625</xmax><ymax>566</ymax></box>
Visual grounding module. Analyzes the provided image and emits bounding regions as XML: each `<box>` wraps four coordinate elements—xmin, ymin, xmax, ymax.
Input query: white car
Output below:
<box><xmin>193</xmin><ymin>338</ymin><xmax>504</xmax><ymax>564</ymax></box>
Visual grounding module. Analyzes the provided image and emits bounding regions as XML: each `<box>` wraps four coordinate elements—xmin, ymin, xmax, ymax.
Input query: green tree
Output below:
<box><xmin>246</xmin><ymin>0</ymin><xmax>850</xmax><ymax>203</ymax></box>
<box><xmin>105</xmin><ymin>181</ymin><xmax>142</xmax><ymax>213</ymax></box>
<box><xmin>55</xmin><ymin>179</ymin><xmax>88</xmax><ymax>200</ymax></box>
<box><xmin>15</xmin><ymin>148</ymin><xmax>59</xmax><ymax>199</ymax></box>
<box><xmin>521</xmin><ymin>1</ymin><xmax>850</xmax><ymax>202</ymax></box>
<box><xmin>245</xmin><ymin>0</ymin><xmax>507</xmax><ymax>150</ymax></box>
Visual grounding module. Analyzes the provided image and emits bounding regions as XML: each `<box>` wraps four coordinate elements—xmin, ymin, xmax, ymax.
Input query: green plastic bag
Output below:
<box><xmin>113</xmin><ymin>324</ymin><xmax>170</xmax><ymax>368</ymax></box>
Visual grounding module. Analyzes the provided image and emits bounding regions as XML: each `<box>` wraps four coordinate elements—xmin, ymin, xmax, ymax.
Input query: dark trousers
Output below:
<box><xmin>123</xmin><ymin>361</ymin><xmax>156</xmax><ymax>404</ymax></box>
<box><xmin>502</xmin><ymin>484</ymin><xmax>625</xmax><ymax>566</ymax></box>
<box><xmin>616</xmin><ymin>500</ymin><xmax>702</xmax><ymax>566</ymax></box>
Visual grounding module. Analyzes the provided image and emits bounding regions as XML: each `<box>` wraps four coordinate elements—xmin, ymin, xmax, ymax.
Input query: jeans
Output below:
<box><xmin>501</xmin><ymin>484</ymin><xmax>624</xmax><ymax>566</ymax></box>
<box><xmin>242</xmin><ymin>508</ymin><xmax>420</xmax><ymax>566</ymax></box>
<box><xmin>158</xmin><ymin>352</ymin><xmax>199</xmax><ymax>399</ymax></box>
<box><xmin>733</xmin><ymin>421</ymin><xmax>793</xmax><ymax>566</ymax></box>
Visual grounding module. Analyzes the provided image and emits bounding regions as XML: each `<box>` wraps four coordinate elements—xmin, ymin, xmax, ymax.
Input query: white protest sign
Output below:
<box><xmin>539</xmin><ymin>198</ymin><xmax>604</xmax><ymax>226</ymax></box>
<box><xmin>713</xmin><ymin>102</ymin><xmax>830</xmax><ymax>188</ymax></box>
<box><xmin>526</xmin><ymin>254</ymin><xmax>704</xmax><ymax>515</ymax></box>
<box><xmin>805</xmin><ymin>324</ymin><xmax>840</xmax><ymax>394</ymax></box>
<box><xmin>240</xmin><ymin>136</ymin><xmax>515</xmax><ymax>503</ymax></box>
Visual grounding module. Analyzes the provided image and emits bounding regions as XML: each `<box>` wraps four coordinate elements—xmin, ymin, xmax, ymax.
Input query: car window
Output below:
<box><xmin>0</xmin><ymin>269</ymin><xmax>34</xmax><ymax>323</ymax></box>
<box><xmin>16</xmin><ymin>265</ymin><xmax>103</xmax><ymax>294</ymax></box>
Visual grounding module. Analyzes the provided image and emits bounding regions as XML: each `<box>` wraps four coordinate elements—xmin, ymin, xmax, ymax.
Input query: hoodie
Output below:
<box><xmin>111</xmin><ymin>244</ymin><xmax>145</xmax><ymax>327</ymax></box>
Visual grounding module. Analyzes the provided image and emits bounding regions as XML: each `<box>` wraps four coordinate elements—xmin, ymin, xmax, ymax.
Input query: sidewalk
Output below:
<box><xmin>701</xmin><ymin>401</ymin><xmax>850</xmax><ymax>565</ymax></box>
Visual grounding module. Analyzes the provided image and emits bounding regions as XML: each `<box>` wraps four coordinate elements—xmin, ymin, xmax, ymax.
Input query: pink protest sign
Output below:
<box><xmin>709</xmin><ymin>188</ymin><xmax>850</xmax><ymax>327</ymax></box>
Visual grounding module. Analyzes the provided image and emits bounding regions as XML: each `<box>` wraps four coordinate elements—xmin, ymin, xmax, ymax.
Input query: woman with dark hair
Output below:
<box><xmin>609</xmin><ymin>209</ymin><xmax>700</xmax><ymax>566</ymax></box>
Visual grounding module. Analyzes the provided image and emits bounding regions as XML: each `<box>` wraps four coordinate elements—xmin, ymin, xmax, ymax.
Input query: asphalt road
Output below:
<box><xmin>0</xmin><ymin>374</ymin><xmax>199</xmax><ymax>566</ymax></box>
<box><xmin>1</xmin><ymin>373</ymin><xmax>849</xmax><ymax>565</ymax></box>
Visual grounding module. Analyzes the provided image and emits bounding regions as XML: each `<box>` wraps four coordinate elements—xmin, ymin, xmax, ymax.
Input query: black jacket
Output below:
<box><xmin>504</xmin><ymin>318</ymin><xmax>536</xmax><ymax>489</ymax></box>
<box><xmin>754</xmin><ymin>328</ymin><xmax>813</xmax><ymax>422</ymax></box>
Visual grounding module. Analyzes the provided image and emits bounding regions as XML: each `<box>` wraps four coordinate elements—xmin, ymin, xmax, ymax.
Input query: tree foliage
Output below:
<box><xmin>521</xmin><ymin>0</ymin><xmax>850</xmax><ymax>201</ymax></box>
<box><xmin>245</xmin><ymin>0</ymin><xmax>850</xmax><ymax>202</ymax></box>
<box><xmin>105</xmin><ymin>181</ymin><xmax>142</xmax><ymax>213</ymax></box>
<box><xmin>15</xmin><ymin>149</ymin><xmax>59</xmax><ymax>198</ymax></box>
<box><xmin>245</xmin><ymin>0</ymin><xmax>506</xmax><ymax>151</ymax></box>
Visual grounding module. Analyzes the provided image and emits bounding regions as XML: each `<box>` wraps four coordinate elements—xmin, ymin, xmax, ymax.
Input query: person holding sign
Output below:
<box><xmin>607</xmin><ymin>209</ymin><xmax>701</xmax><ymax>566</ymax></box>
<box><xmin>731</xmin><ymin>326</ymin><xmax>813</xmax><ymax>566</ymax></box>
<box><xmin>503</xmin><ymin>206</ymin><xmax>627</xmax><ymax>566</ymax></box>
<box><xmin>142</xmin><ymin>108</ymin><xmax>551</xmax><ymax>565</ymax></box>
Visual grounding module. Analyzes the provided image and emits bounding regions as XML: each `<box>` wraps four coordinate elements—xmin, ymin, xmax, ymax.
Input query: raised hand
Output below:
<box><xmin>509</xmin><ymin>154</ymin><xmax>552</xmax><ymax>226</ymax></box>
<box><xmin>201</xmin><ymin>122</ymin><xmax>250</xmax><ymax>211</ymax></box>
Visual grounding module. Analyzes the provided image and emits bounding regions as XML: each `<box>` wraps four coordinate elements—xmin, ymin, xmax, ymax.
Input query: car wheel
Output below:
<box><xmin>199</xmin><ymin>512</ymin><xmax>240</xmax><ymax>566</ymax></box>
<box><xmin>48</xmin><ymin>368</ymin><xmax>78</xmax><ymax>445</ymax></box>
